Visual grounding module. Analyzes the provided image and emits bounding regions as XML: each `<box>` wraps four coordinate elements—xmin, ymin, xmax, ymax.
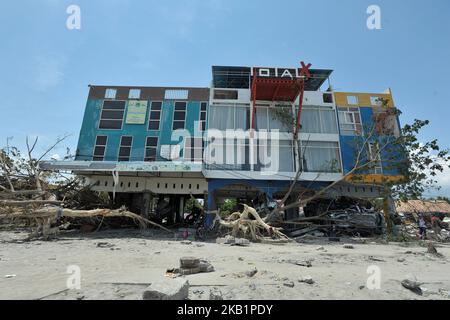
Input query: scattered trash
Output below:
<box><xmin>368</xmin><ymin>256</ymin><xmax>385</xmax><ymax>262</ymax></box>
<box><xmin>4</xmin><ymin>274</ymin><xmax>16</xmax><ymax>278</ymax></box>
<box><xmin>298</xmin><ymin>276</ymin><xmax>314</xmax><ymax>285</ymax></box>
<box><xmin>181</xmin><ymin>240</ymin><xmax>192</xmax><ymax>245</ymax></box>
<box><xmin>143</xmin><ymin>278</ymin><xmax>189</xmax><ymax>300</ymax></box>
<box><xmin>343</xmin><ymin>244</ymin><xmax>354</xmax><ymax>249</ymax></box>
<box><xmin>397</xmin><ymin>258</ymin><xmax>405</xmax><ymax>263</ymax></box>
<box><xmin>401</xmin><ymin>276</ymin><xmax>423</xmax><ymax>296</ymax></box>
<box><xmin>280</xmin><ymin>259</ymin><xmax>312</xmax><ymax>268</ymax></box>
<box><xmin>96</xmin><ymin>242</ymin><xmax>115</xmax><ymax>248</ymax></box>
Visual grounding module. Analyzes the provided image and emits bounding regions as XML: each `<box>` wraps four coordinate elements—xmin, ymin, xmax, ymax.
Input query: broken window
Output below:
<box><xmin>99</xmin><ymin>100</ymin><xmax>126</xmax><ymax>130</ymax></box>
<box><xmin>368</xmin><ymin>142</ymin><xmax>383</xmax><ymax>174</ymax></box>
<box><xmin>118</xmin><ymin>136</ymin><xmax>133</xmax><ymax>162</ymax></box>
<box><xmin>105</xmin><ymin>88</ymin><xmax>117</xmax><ymax>99</ymax></box>
<box><xmin>144</xmin><ymin>137</ymin><xmax>158</xmax><ymax>162</ymax></box>
<box><xmin>148</xmin><ymin>102</ymin><xmax>162</xmax><ymax>131</ymax></box>
<box><xmin>338</xmin><ymin>107</ymin><xmax>362</xmax><ymax>136</ymax></box>
<box><xmin>128</xmin><ymin>89</ymin><xmax>141</xmax><ymax>99</ymax></box>
<box><xmin>172</xmin><ymin>102</ymin><xmax>186</xmax><ymax>130</ymax></box>
<box><xmin>213</xmin><ymin>89</ymin><xmax>238</xmax><ymax>100</ymax></box>
<box><xmin>93</xmin><ymin>135</ymin><xmax>107</xmax><ymax>161</ymax></box>
<box><xmin>373</xmin><ymin>107</ymin><xmax>400</xmax><ymax>136</ymax></box>
<box><xmin>347</xmin><ymin>95</ymin><xmax>359</xmax><ymax>105</ymax></box>
<box><xmin>323</xmin><ymin>93</ymin><xmax>333</xmax><ymax>104</ymax></box>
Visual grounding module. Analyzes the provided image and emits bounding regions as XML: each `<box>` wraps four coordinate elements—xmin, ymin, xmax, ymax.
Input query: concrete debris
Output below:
<box><xmin>142</xmin><ymin>278</ymin><xmax>189</xmax><ymax>300</ymax></box>
<box><xmin>397</xmin><ymin>258</ymin><xmax>406</xmax><ymax>263</ymax></box>
<box><xmin>298</xmin><ymin>276</ymin><xmax>314</xmax><ymax>285</ymax></box>
<box><xmin>216</xmin><ymin>235</ymin><xmax>250</xmax><ymax>246</ymax></box>
<box><xmin>316</xmin><ymin>246</ymin><xmax>325</xmax><ymax>251</ymax></box>
<box><xmin>209</xmin><ymin>287</ymin><xmax>223</xmax><ymax>300</ymax></box>
<box><xmin>280</xmin><ymin>259</ymin><xmax>312</xmax><ymax>268</ymax></box>
<box><xmin>180</xmin><ymin>257</ymin><xmax>200</xmax><ymax>269</ymax></box>
<box><xmin>180</xmin><ymin>240</ymin><xmax>192</xmax><ymax>245</ymax></box>
<box><xmin>283</xmin><ymin>281</ymin><xmax>295</xmax><ymax>288</ymax></box>
<box><xmin>245</xmin><ymin>268</ymin><xmax>258</xmax><ymax>278</ymax></box>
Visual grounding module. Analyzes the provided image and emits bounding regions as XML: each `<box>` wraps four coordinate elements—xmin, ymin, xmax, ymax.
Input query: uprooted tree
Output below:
<box><xmin>0</xmin><ymin>135</ymin><xmax>174</xmax><ymax>239</ymax></box>
<box><xmin>214</xmin><ymin>98</ymin><xmax>450</xmax><ymax>240</ymax></box>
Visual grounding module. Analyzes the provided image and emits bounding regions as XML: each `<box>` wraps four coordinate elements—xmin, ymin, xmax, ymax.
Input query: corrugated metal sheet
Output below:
<box><xmin>396</xmin><ymin>200</ymin><xmax>450</xmax><ymax>214</ymax></box>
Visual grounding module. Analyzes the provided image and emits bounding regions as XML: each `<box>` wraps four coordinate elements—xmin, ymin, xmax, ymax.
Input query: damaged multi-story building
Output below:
<box><xmin>41</xmin><ymin>63</ymin><xmax>404</xmax><ymax>223</ymax></box>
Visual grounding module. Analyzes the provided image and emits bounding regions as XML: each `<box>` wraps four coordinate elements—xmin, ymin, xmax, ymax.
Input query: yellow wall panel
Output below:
<box><xmin>334</xmin><ymin>91</ymin><xmax>394</xmax><ymax>108</ymax></box>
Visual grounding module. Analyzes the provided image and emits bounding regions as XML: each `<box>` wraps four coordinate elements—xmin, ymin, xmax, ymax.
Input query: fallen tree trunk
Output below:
<box><xmin>0</xmin><ymin>200</ymin><xmax>62</xmax><ymax>206</ymax></box>
<box><xmin>1</xmin><ymin>207</ymin><xmax>174</xmax><ymax>234</ymax></box>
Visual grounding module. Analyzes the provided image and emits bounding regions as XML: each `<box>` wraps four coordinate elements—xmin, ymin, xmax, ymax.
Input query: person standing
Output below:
<box><xmin>418</xmin><ymin>214</ymin><xmax>427</xmax><ymax>240</ymax></box>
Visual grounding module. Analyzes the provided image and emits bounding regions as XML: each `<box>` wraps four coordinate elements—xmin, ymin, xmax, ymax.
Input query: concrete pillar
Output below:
<box><xmin>142</xmin><ymin>192</ymin><xmax>152</xmax><ymax>219</ymax></box>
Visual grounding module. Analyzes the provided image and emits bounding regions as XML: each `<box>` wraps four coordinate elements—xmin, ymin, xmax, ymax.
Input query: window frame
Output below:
<box><xmin>199</xmin><ymin>102</ymin><xmax>207</xmax><ymax>131</ymax></box>
<box><xmin>144</xmin><ymin>136</ymin><xmax>159</xmax><ymax>162</ymax></box>
<box><xmin>347</xmin><ymin>95</ymin><xmax>359</xmax><ymax>105</ymax></box>
<box><xmin>118</xmin><ymin>135</ymin><xmax>133</xmax><ymax>162</ymax></box>
<box><xmin>301</xmin><ymin>141</ymin><xmax>342</xmax><ymax>173</ymax></box>
<box><xmin>338</xmin><ymin>107</ymin><xmax>363</xmax><ymax>136</ymax></box>
<box><xmin>93</xmin><ymin>135</ymin><xmax>108</xmax><ymax>161</ymax></box>
<box><xmin>368</xmin><ymin>142</ymin><xmax>383</xmax><ymax>174</ymax></box>
<box><xmin>147</xmin><ymin>101</ymin><xmax>163</xmax><ymax>131</ymax></box>
<box><xmin>172</xmin><ymin>101</ymin><xmax>187</xmax><ymax>130</ymax></box>
<box><xmin>99</xmin><ymin>100</ymin><xmax>126</xmax><ymax>130</ymax></box>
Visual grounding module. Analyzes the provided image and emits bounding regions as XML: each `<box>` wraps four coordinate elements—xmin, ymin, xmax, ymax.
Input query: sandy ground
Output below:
<box><xmin>0</xmin><ymin>229</ymin><xmax>449</xmax><ymax>300</ymax></box>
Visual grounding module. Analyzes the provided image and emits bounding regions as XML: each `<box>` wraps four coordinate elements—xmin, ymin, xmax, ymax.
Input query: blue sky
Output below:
<box><xmin>0</xmin><ymin>0</ymin><xmax>449</xmax><ymax>196</ymax></box>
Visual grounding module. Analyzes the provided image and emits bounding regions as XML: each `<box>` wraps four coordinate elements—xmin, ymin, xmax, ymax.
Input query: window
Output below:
<box><xmin>184</xmin><ymin>137</ymin><xmax>204</xmax><ymax>162</ymax></box>
<box><xmin>165</xmin><ymin>90</ymin><xmax>188</xmax><ymax>100</ymax></box>
<box><xmin>148</xmin><ymin>102</ymin><xmax>162</xmax><ymax>130</ymax></box>
<box><xmin>129</xmin><ymin>89</ymin><xmax>141</xmax><ymax>99</ymax></box>
<box><xmin>93</xmin><ymin>135</ymin><xmax>107</xmax><ymax>161</ymax></box>
<box><xmin>338</xmin><ymin>107</ymin><xmax>362</xmax><ymax>136</ymax></box>
<box><xmin>370</xmin><ymin>96</ymin><xmax>382</xmax><ymax>106</ymax></box>
<box><xmin>118</xmin><ymin>136</ymin><xmax>133</xmax><ymax>162</ymax></box>
<box><xmin>199</xmin><ymin>102</ymin><xmax>207</xmax><ymax>131</ymax></box>
<box><xmin>256</xmin><ymin>105</ymin><xmax>292</xmax><ymax>132</ymax></box>
<box><xmin>323</xmin><ymin>93</ymin><xmax>333</xmax><ymax>104</ymax></box>
<box><xmin>105</xmin><ymin>89</ymin><xmax>117</xmax><ymax>99</ymax></box>
<box><xmin>300</xmin><ymin>106</ymin><xmax>338</xmax><ymax>134</ymax></box>
<box><xmin>204</xmin><ymin>137</ymin><xmax>250</xmax><ymax>171</ymax></box>
<box><xmin>209</xmin><ymin>103</ymin><xmax>249</xmax><ymax>130</ymax></box>
<box><xmin>347</xmin><ymin>95</ymin><xmax>359</xmax><ymax>105</ymax></box>
<box><xmin>255</xmin><ymin>139</ymin><xmax>294</xmax><ymax>172</ymax></box>
<box><xmin>302</xmin><ymin>141</ymin><xmax>341</xmax><ymax>173</ymax></box>
<box><xmin>145</xmin><ymin>137</ymin><xmax>158</xmax><ymax>162</ymax></box>
<box><xmin>213</xmin><ymin>90</ymin><xmax>238</xmax><ymax>100</ymax></box>
<box><xmin>172</xmin><ymin>102</ymin><xmax>186</xmax><ymax>130</ymax></box>
<box><xmin>99</xmin><ymin>100</ymin><xmax>126</xmax><ymax>129</ymax></box>
<box><xmin>368</xmin><ymin>142</ymin><xmax>383</xmax><ymax>174</ymax></box>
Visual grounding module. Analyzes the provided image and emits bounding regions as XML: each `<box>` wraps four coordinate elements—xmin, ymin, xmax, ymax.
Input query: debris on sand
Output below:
<box><xmin>209</xmin><ymin>287</ymin><xmax>223</xmax><ymax>300</ymax></box>
<box><xmin>245</xmin><ymin>267</ymin><xmax>258</xmax><ymax>278</ymax></box>
<box><xmin>401</xmin><ymin>277</ymin><xmax>423</xmax><ymax>296</ymax></box>
<box><xmin>283</xmin><ymin>281</ymin><xmax>295</xmax><ymax>288</ymax></box>
<box><xmin>166</xmin><ymin>257</ymin><xmax>215</xmax><ymax>277</ymax></box>
<box><xmin>216</xmin><ymin>235</ymin><xmax>250</xmax><ymax>247</ymax></box>
<box><xmin>143</xmin><ymin>278</ymin><xmax>189</xmax><ymax>300</ymax></box>
<box><xmin>343</xmin><ymin>244</ymin><xmax>354</xmax><ymax>249</ymax></box>
<box><xmin>298</xmin><ymin>276</ymin><xmax>314</xmax><ymax>285</ymax></box>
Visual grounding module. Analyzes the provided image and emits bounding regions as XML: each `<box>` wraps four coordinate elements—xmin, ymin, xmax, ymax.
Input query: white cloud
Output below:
<box><xmin>34</xmin><ymin>55</ymin><xmax>65</xmax><ymax>91</ymax></box>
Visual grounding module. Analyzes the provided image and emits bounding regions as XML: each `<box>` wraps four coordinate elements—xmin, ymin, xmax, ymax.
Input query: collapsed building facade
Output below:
<box><xmin>41</xmin><ymin>63</ymin><xmax>404</xmax><ymax>224</ymax></box>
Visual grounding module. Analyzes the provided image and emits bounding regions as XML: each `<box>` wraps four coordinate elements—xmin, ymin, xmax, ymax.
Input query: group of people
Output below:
<box><xmin>417</xmin><ymin>213</ymin><xmax>445</xmax><ymax>240</ymax></box>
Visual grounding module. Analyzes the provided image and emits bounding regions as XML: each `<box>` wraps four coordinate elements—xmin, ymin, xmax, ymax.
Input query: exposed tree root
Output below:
<box><xmin>216</xmin><ymin>204</ymin><xmax>290</xmax><ymax>242</ymax></box>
